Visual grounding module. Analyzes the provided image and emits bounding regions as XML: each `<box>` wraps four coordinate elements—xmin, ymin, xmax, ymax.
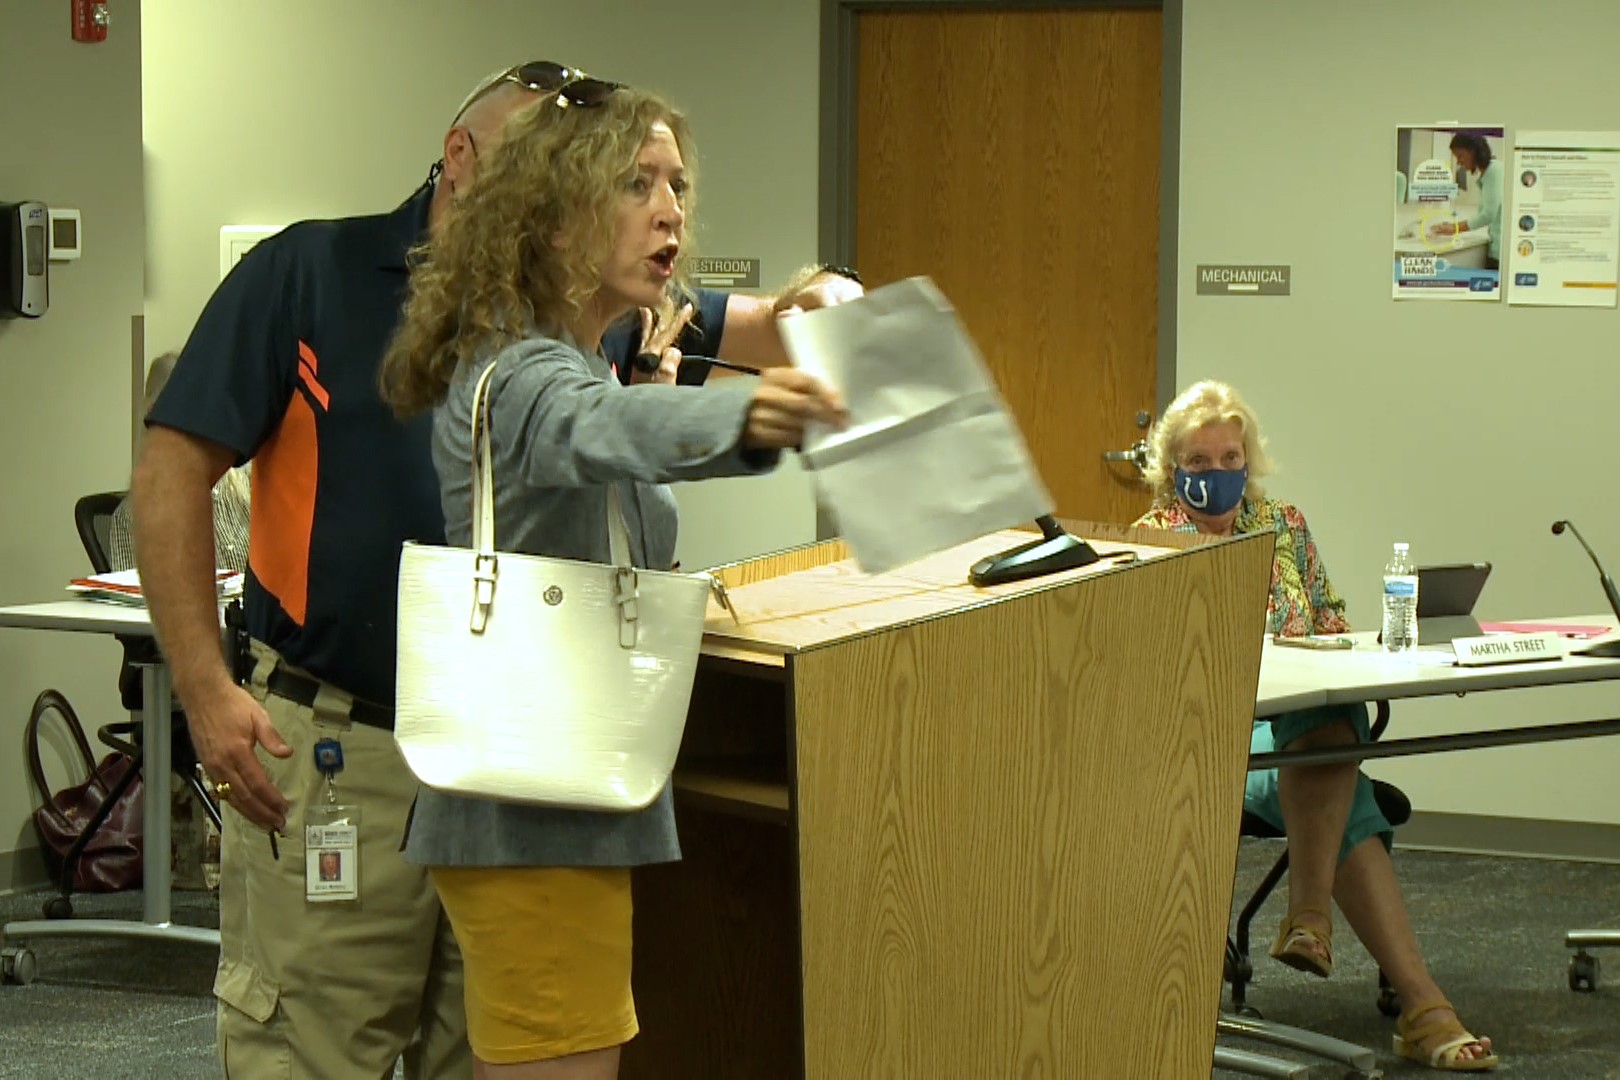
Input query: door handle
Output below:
<box><xmin>1103</xmin><ymin>440</ymin><xmax>1148</xmax><ymax>475</ymax></box>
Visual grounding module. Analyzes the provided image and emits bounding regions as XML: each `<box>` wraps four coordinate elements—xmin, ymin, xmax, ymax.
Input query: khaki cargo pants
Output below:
<box><xmin>214</xmin><ymin>643</ymin><xmax>469</xmax><ymax>1079</ymax></box>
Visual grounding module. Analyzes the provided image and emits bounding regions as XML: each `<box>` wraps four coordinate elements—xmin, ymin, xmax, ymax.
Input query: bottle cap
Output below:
<box><xmin>1394</xmin><ymin>542</ymin><xmax>1409</xmax><ymax>551</ymax></box>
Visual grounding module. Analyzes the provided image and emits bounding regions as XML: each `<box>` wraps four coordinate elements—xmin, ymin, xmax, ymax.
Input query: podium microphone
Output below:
<box><xmin>1551</xmin><ymin>519</ymin><xmax>1620</xmax><ymax>657</ymax></box>
<box><xmin>633</xmin><ymin>352</ymin><xmax>760</xmax><ymax>377</ymax></box>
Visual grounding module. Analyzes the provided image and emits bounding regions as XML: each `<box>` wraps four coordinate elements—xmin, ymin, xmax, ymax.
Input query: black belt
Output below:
<box><xmin>265</xmin><ymin>665</ymin><xmax>394</xmax><ymax>731</ymax></box>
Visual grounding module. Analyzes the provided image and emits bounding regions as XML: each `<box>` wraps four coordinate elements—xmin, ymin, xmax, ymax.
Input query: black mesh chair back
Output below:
<box><xmin>73</xmin><ymin>491</ymin><xmax>126</xmax><ymax>574</ymax></box>
<box><xmin>71</xmin><ymin>490</ymin><xmax>154</xmax><ymax>708</ymax></box>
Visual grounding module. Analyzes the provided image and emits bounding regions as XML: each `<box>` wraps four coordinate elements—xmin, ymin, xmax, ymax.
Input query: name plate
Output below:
<box><xmin>1452</xmin><ymin>632</ymin><xmax>1564</xmax><ymax>666</ymax></box>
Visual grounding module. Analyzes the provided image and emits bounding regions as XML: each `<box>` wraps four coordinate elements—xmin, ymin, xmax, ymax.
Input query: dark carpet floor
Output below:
<box><xmin>1214</xmin><ymin>842</ymin><xmax>1620</xmax><ymax>1078</ymax></box>
<box><xmin>1</xmin><ymin>842</ymin><xmax>1616</xmax><ymax>1078</ymax></box>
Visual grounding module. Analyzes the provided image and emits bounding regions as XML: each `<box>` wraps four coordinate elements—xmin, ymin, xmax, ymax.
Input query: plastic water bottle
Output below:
<box><xmin>1382</xmin><ymin>542</ymin><xmax>1419</xmax><ymax>652</ymax></box>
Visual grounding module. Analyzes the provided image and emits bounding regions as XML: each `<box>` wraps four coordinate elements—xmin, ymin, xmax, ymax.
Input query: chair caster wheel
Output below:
<box><xmin>42</xmin><ymin>896</ymin><xmax>73</xmax><ymax>920</ymax></box>
<box><xmin>1569</xmin><ymin>950</ymin><xmax>1599</xmax><ymax>992</ymax></box>
<box><xmin>1234</xmin><ymin>1003</ymin><xmax>1263</xmax><ymax>1020</ymax></box>
<box><xmin>1</xmin><ymin>946</ymin><xmax>38</xmax><ymax>986</ymax></box>
<box><xmin>1376</xmin><ymin>984</ymin><xmax>1401</xmax><ymax>1018</ymax></box>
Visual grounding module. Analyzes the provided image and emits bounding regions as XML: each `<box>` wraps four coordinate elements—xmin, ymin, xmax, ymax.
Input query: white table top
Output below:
<box><xmin>7</xmin><ymin>600</ymin><xmax>1619</xmax><ymax>718</ymax></box>
<box><xmin>1255</xmin><ymin>615</ymin><xmax>1620</xmax><ymax>715</ymax></box>
<box><xmin>1253</xmin><ymin>670</ymin><xmax>1328</xmax><ymax>717</ymax></box>
<box><xmin>0</xmin><ymin>599</ymin><xmax>157</xmax><ymax>637</ymax></box>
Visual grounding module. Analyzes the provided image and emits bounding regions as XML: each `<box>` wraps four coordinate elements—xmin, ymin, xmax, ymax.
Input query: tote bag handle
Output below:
<box><xmin>466</xmin><ymin>360</ymin><xmax>641</xmax><ymax>645</ymax></box>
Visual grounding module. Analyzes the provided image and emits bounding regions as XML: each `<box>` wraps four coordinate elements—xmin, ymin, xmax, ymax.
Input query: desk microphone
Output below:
<box><xmin>633</xmin><ymin>352</ymin><xmax>760</xmax><ymax>376</ymax></box>
<box><xmin>1551</xmin><ymin>519</ymin><xmax>1620</xmax><ymax>657</ymax></box>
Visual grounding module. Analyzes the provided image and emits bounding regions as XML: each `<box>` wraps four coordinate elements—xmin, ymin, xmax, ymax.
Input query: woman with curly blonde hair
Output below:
<box><xmin>380</xmin><ymin>80</ymin><xmax>846</xmax><ymax>1079</ymax></box>
<box><xmin>1135</xmin><ymin>380</ymin><xmax>1496</xmax><ymax>1072</ymax></box>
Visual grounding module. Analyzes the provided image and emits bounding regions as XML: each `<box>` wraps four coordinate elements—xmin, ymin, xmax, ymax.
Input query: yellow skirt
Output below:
<box><xmin>430</xmin><ymin>865</ymin><xmax>637</xmax><ymax>1064</ymax></box>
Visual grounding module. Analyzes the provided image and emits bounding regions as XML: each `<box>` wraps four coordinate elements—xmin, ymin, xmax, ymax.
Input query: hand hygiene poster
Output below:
<box><xmin>1506</xmin><ymin>131</ymin><xmax>1620</xmax><ymax>308</ymax></box>
<box><xmin>1393</xmin><ymin>124</ymin><xmax>1505</xmax><ymax>300</ymax></box>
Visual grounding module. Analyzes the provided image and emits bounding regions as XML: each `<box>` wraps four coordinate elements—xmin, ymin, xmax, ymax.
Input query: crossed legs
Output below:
<box><xmin>1274</xmin><ymin>717</ymin><xmax>1359</xmax><ymax>955</ymax></box>
<box><xmin>1272</xmin><ymin>717</ymin><xmax>1493</xmax><ymax>1066</ymax></box>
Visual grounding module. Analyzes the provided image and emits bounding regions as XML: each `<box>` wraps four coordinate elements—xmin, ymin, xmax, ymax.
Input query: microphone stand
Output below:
<box><xmin>1553</xmin><ymin>519</ymin><xmax>1620</xmax><ymax>658</ymax></box>
<box><xmin>968</xmin><ymin>515</ymin><xmax>1099</xmax><ymax>587</ymax></box>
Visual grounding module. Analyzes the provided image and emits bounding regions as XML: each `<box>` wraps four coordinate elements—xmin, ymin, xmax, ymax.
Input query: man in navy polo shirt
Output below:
<box><xmin>131</xmin><ymin>61</ymin><xmax>860</xmax><ymax>1079</ymax></box>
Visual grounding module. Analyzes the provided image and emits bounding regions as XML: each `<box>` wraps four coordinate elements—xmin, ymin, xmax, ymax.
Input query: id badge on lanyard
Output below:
<box><xmin>305</xmin><ymin>737</ymin><xmax>359</xmax><ymax>903</ymax></box>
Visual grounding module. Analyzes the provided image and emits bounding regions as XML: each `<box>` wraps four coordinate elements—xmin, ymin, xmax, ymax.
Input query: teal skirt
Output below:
<box><xmin>1246</xmin><ymin>703</ymin><xmax>1394</xmax><ymax>863</ymax></box>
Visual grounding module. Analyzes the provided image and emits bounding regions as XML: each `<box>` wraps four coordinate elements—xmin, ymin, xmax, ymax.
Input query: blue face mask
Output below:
<box><xmin>1175</xmin><ymin>466</ymin><xmax>1248</xmax><ymax>516</ymax></box>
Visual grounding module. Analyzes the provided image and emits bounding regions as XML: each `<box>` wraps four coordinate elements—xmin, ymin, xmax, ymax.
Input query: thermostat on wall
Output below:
<box><xmin>48</xmin><ymin>208</ymin><xmax>82</xmax><ymax>261</ymax></box>
<box><xmin>219</xmin><ymin>225</ymin><xmax>283</xmax><ymax>280</ymax></box>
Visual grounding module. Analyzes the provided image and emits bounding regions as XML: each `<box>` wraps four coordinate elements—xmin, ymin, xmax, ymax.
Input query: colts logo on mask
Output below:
<box><xmin>1174</xmin><ymin>466</ymin><xmax>1247</xmax><ymax>516</ymax></box>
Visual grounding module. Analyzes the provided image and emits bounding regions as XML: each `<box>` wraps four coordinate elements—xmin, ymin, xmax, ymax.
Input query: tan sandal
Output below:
<box><xmin>1268</xmin><ymin>907</ymin><xmax>1333</xmax><ymax>978</ymax></box>
<box><xmin>1393</xmin><ymin>998</ymin><xmax>1499</xmax><ymax>1072</ymax></box>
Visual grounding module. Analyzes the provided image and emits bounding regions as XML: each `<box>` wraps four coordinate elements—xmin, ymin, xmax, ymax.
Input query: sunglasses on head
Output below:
<box><xmin>459</xmin><ymin>61</ymin><xmax>621</xmax><ymax>121</ymax></box>
<box><xmin>551</xmin><ymin>76</ymin><xmax>622</xmax><ymax>109</ymax></box>
<box><xmin>458</xmin><ymin>60</ymin><xmax>579</xmax><ymax>117</ymax></box>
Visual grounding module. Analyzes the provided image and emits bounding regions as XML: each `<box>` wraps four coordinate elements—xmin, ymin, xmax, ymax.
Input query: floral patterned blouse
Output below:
<box><xmin>1133</xmin><ymin>497</ymin><xmax>1349</xmax><ymax>638</ymax></box>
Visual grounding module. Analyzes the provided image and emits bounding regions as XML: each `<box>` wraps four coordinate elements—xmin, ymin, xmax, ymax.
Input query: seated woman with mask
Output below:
<box><xmin>1134</xmin><ymin>381</ymin><xmax>1496</xmax><ymax>1073</ymax></box>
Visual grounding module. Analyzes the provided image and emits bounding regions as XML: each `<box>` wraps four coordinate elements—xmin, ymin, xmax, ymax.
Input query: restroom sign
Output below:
<box><xmin>691</xmin><ymin>257</ymin><xmax>761</xmax><ymax>289</ymax></box>
<box><xmin>1196</xmin><ymin>264</ymin><xmax>1292</xmax><ymax>296</ymax></box>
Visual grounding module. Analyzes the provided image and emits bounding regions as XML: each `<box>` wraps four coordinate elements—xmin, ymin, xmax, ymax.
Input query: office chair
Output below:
<box><xmin>42</xmin><ymin>492</ymin><xmax>222</xmax><ymax>920</ymax></box>
<box><xmin>1566</xmin><ymin>930</ymin><xmax>1613</xmax><ymax>992</ymax></box>
<box><xmin>72</xmin><ymin>491</ymin><xmax>125</xmax><ymax>576</ymax></box>
<box><xmin>74</xmin><ymin>490</ymin><xmax>157</xmax><ymax>711</ymax></box>
<box><xmin>1224</xmin><ymin>701</ymin><xmax>1410</xmax><ymax>1021</ymax></box>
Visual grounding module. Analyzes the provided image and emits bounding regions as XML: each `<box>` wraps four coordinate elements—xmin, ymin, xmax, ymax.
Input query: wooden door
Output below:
<box><xmin>854</xmin><ymin>6</ymin><xmax>1161</xmax><ymax>523</ymax></box>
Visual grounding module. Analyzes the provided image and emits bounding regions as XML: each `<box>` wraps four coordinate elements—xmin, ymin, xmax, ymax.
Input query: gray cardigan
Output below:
<box><xmin>403</xmin><ymin>332</ymin><xmax>775</xmax><ymax>868</ymax></box>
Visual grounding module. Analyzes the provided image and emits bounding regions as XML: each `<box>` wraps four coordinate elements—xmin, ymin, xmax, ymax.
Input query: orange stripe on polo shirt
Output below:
<box><xmin>297</xmin><ymin>340</ymin><xmax>331</xmax><ymax>410</ymax></box>
<box><xmin>248</xmin><ymin>389</ymin><xmax>318</xmax><ymax>625</ymax></box>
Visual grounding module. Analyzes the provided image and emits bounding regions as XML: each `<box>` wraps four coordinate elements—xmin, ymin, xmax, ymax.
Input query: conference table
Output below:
<box><xmin>1252</xmin><ymin>616</ymin><xmax>1620</xmax><ymax>784</ymax></box>
<box><xmin>2</xmin><ymin>594</ymin><xmax>1617</xmax><ymax>1074</ymax></box>
<box><xmin>0</xmin><ymin>599</ymin><xmax>218</xmax><ymax>986</ymax></box>
<box><xmin>1219</xmin><ymin>615</ymin><xmax>1620</xmax><ymax>1078</ymax></box>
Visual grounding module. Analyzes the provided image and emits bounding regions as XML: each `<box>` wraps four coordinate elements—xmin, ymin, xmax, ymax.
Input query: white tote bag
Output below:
<box><xmin>394</xmin><ymin>361</ymin><xmax>717</xmax><ymax>811</ymax></box>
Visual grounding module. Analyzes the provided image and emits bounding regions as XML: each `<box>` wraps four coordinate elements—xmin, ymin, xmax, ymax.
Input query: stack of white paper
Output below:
<box><xmin>780</xmin><ymin>277</ymin><xmax>1052</xmax><ymax>573</ymax></box>
<box><xmin>68</xmin><ymin>567</ymin><xmax>245</xmax><ymax>607</ymax></box>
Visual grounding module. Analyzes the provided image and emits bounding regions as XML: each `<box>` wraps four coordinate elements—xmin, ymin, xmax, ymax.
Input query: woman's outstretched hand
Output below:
<box><xmin>743</xmin><ymin>368</ymin><xmax>848</xmax><ymax>449</ymax></box>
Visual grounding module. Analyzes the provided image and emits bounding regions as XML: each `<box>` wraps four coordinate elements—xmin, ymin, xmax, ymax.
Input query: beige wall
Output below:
<box><xmin>1178</xmin><ymin>0</ymin><xmax>1620</xmax><ymax>828</ymax></box>
<box><xmin>101</xmin><ymin>0</ymin><xmax>1620</xmax><ymax>883</ymax></box>
<box><xmin>141</xmin><ymin>0</ymin><xmax>826</xmax><ymax>575</ymax></box>
<box><xmin>0</xmin><ymin>0</ymin><xmax>144</xmax><ymax>883</ymax></box>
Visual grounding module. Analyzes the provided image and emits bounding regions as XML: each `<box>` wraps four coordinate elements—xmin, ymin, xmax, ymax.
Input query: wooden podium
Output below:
<box><xmin>623</xmin><ymin>525</ymin><xmax>1274</xmax><ymax>1079</ymax></box>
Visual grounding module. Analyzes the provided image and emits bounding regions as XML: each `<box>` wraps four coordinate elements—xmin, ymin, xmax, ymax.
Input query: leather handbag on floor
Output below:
<box><xmin>394</xmin><ymin>361</ymin><xmax>718</xmax><ymax>811</ymax></box>
<box><xmin>26</xmin><ymin>689</ymin><xmax>144</xmax><ymax>893</ymax></box>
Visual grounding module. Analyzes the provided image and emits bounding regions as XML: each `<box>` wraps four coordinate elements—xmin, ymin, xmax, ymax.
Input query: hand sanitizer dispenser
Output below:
<box><xmin>1</xmin><ymin>201</ymin><xmax>50</xmax><ymax>318</ymax></box>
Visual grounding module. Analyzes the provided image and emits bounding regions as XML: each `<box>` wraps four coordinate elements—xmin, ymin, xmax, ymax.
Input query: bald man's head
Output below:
<box><xmin>431</xmin><ymin>70</ymin><xmax>544</xmax><ymax>225</ymax></box>
<box><xmin>450</xmin><ymin>70</ymin><xmax>537</xmax><ymax>148</ymax></box>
